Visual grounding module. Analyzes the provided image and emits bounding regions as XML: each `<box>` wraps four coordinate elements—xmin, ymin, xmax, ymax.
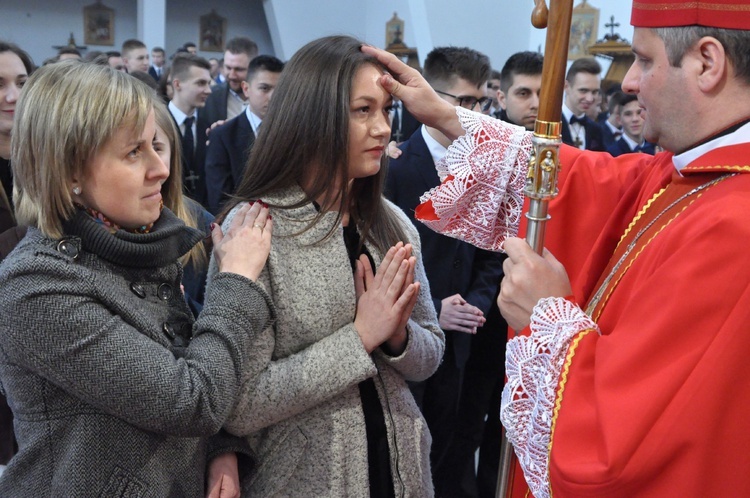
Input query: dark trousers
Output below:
<box><xmin>438</xmin><ymin>301</ymin><xmax>507</xmax><ymax>498</ymax></box>
<box><xmin>409</xmin><ymin>338</ymin><xmax>463</xmax><ymax>496</ymax></box>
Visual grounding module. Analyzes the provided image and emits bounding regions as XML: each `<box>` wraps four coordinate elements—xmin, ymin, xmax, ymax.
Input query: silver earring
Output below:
<box><xmin>72</xmin><ymin>186</ymin><xmax>81</xmax><ymax>195</ymax></box>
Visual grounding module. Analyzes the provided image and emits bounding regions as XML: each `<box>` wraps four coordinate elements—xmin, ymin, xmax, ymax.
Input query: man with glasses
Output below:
<box><xmin>384</xmin><ymin>45</ymin><xmax>504</xmax><ymax>498</ymax></box>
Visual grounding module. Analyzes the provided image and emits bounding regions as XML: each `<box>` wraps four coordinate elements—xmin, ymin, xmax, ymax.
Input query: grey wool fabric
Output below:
<box><xmin>0</xmin><ymin>208</ymin><xmax>275</xmax><ymax>497</ymax></box>
<box><xmin>208</xmin><ymin>186</ymin><xmax>445</xmax><ymax>497</ymax></box>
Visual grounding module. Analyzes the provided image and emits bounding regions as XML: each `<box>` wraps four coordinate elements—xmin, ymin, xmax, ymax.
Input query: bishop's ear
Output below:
<box><xmin>694</xmin><ymin>36</ymin><xmax>727</xmax><ymax>93</ymax></box>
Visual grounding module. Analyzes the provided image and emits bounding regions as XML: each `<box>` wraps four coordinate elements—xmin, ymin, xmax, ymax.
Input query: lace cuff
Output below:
<box><xmin>500</xmin><ymin>297</ymin><xmax>599</xmax><ymax>498</ymax></box>
<box><xmin>414</xmin><ymin>106</ymin><xmax>533</xmax><ymax>252</ymax></box>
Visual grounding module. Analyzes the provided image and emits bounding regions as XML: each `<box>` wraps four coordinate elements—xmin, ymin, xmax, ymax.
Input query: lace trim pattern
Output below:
<box><xmin>500</xmin><ymin>297</ymin><xmax>600</xmax><ymax>498</ymax></box>
<box><xmin>416</xmin><ymin>107</ymin><xmax>533</xmax><ymax>251</ymax></box>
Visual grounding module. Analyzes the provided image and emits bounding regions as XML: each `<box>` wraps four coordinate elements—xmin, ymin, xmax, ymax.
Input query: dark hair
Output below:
<box><xmin>0</xmin><ymin>41</ymin><xmax>35</xmax><ymax>75</ymax></box>
<box><xmin>655</xmin><ymin>26</ymin><xmax>750</xmax><ymax>85</ymax></box>
<box><xmin>225</xmin><ymin>37</ymin><xmax>258</xmax><ymax>58</ymax></box>
<box><xmin>182</xmin><ymin>42</ymin><xmax>196</xmax><ymax>50</ymax></box>
<box><xmin>151</xmin><ymin>46</ymin><xmax>165</xmax><ymax>55</ymax></box>
<box><xmin>122</xmin><ymin>39</ymin><xmax>146</xmax><ymax>55</ymax></box>
<box><xmin>106</xmin><ymin>50</ymin><xmax>121</xmax><ymax>58</ymax></box>
<box><xmin>617</xmin><ymin>92</ymin><xmax>638</xmax><ymax>110</ymax></box>
<box><xmin>500</xmin><ymin>51</ymin><xmax>544</xmax><ymax>93</ymax></box>
<box><xmin>423</xmin><ymin>46</ymin><xmax>490</xmax><ymax>90</ymax></box>
<box><xmin>170</xmin><ymin>53</ymin><xmax>211</xmax><ymax>80</ymax></box>
<box><xmin>129</xmin><ymin>71</ymin><xmax>159</xmax><ymax>91</ymax></box>
<box><xmin>246</xmin><ymin>55</ymin><xmax>285</xmax><ymax>81</ymax></box>
<box><xmin>608</xmin><ymin>90</ymin><xmax>626</xmax><ymax>113</ymax></box>
<box><xmin>565</xmin><ymin>57</ymin><xmax>601</xmax><ymax>83</ymax></box>
<box><xmin>83</xmin><ymin>50</ymin><xmax>103</xmax><ymax>62</ymax></box>
<box><xmin>223</xmin><ymin>35</ymin><xmax>407</xmax><ymax>252</ymax></box>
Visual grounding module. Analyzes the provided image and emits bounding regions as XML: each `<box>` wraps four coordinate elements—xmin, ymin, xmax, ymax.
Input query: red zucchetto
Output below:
<box><xmin>631</xmin><ymin>0</ymin><xmax>750</xmax><ymax>29</ymax></box>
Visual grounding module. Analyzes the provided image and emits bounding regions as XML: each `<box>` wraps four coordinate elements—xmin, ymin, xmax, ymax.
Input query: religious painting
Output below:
<box><xmin>568</xmin><ymin>0</ymin><xmax>599</xmax><ymax>60</ymax></box>
<box><xmin>83</xmin><ymin>2</ymin><xmax>115</xmax><ymax>46</ymax></box>
<box><xmin>199</xmin><ymin>10</ymin><xmax>226</xmax><ymax>53</ymax></box>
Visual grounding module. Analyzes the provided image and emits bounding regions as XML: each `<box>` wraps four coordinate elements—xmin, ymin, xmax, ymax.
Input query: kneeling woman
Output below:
<box><xmin>0</xmin><ymin>61</ymin><xmax>274</xmax><ymax>495</ymax></box>
<box><xmin>212</xmin><ymin>36</ymin><xmax>444</xmax><ymax>496</ymax></box>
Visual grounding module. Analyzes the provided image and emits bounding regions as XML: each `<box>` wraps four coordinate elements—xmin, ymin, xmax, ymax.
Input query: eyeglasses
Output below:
<box><xmin>435</xmin><ymin>90</ymin><xmax>493</xmax><ymax>112</ymax></box>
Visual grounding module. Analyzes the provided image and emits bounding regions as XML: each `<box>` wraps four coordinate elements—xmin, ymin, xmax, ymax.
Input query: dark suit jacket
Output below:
<box><xmin>385</xmin><ymin>129</ymin><xmax>504</xmax><ymax>369</ymax></box>
<box><xmin>204</xmin><ymin>112</ymin><xmax>256</xmax><ymax>214</ymax></box>
<box><xmin>607</xmin><ymin>136</ymin><xmax>656</xmax><ymax>157</ymax></box>
<box><xmin>390</xmin><ymin>104</ymin><xmax>421</xmax><ymax>144</ymax></box>
<box><xmin>169</xmin><ymin>112</ymin><xmax>209</xmax><ymax>207</ymax></box>
<box><xmin>199</xmin><ymin>83</ymin><xmax>230</xmax><ymax>129</ymax></box>
<box><xmin>600</xmin><ymin>121</ymin><xmax>622</xmax><ymax>149</ymax></box>
<box><xmin>148</xmin><ymin>66</ymin><xmax>161</xmax><ymax>81</ymax></box>
<box><xmin>562</xmin><ymin>115</ymin><xmax>606</xmax><ymax>151</ymax></box>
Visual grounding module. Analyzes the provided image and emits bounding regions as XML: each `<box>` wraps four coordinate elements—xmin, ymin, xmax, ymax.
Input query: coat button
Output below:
<box><xmin>56</xmin><ymin>239</ymin><xmax>79</xmax><ymax>259</ymax></box>
<box><xmin>129</xmin><ymin>282</ymin><xmax>146</xmax><ymax>299</ymax></box>
<box><xmin>157</xmin><ymin>283</ymin><xmax>173</xmax><ymax>301</ymax></box>
<box><xmin>453</xmin><ymin>259</ymin><xmax>461</xmax><ymax>269</ymax></box>
<box><xmin>162</xmin><ymin>323</ymin><xmax>175</xmax><ymax>340</ymax></box>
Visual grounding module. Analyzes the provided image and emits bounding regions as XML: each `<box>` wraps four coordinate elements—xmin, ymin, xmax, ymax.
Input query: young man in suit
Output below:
<box><xmin>385</xmin><ymin>46</ymin><xmax>503</xmax><ymax>498</ymax></box>
<box><xmin>121</xmin><ymin>39</ymin><xmax>149</xmax><ymax>74</ymax></box>
<box><xmin>204</xmin><ymin>55</ymin><xmax>284</xmax><ymax>214</ymax></box>
<box><xmin>440</xmin><ymin>50</ymin><xmax>542</xmax><ymax>498</ymax></box>
<box><xmin>562</xmin><ymin>57</ymin><xmax>606</xmax><ymax>150</ymax></box>
<box><xmin>148</xmin><ymin>47</ymin><xmax>165</xmax><ymax>81</ymax></box>
<box><xmin>496</xmin><ymin>51</ymin><xmax>543</xmax><ymax>131</ymax></box>
<box><xmin>168</xmin><ymin>54</ymin><xmax>213</xmax><ymax>206</ymax></box>
<box><xmin>199</xmin><ymin>37</ymin><xmax>258</xmax><ymax>128</ymax></box>
<box><xmin>607</xmin><ymin>93</ymin><xmax>656</xmax><ymax>156</ymax></box>
<box><xmin>486</xmin><ymin>69</ymin><xmax>502</xmax><ymax>117</ymax></box>
<box><xmin>600</xmin><ymin>90</ymin><xmax>624</xmax><ymax>149</ymax></box>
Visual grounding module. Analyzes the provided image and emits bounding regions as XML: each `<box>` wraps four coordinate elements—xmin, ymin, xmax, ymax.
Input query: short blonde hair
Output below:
<box><xmin>12</xmin><ymin>60</ymin><xmax>154</xmax><ymax>238</ymax></box>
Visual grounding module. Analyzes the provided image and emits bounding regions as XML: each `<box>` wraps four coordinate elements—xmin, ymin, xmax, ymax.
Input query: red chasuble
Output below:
<box><xmin>416</xmin><ymin>110</ymin><xmax>750</xmax><ymax>496</ymax></box>
<box><xmin>521</xmin><ymin>140</ymin><xmax>750</xmax><ymax>496</ymax></box>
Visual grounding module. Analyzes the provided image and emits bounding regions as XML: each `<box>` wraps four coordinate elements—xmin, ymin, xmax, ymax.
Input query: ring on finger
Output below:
<box><xmin>253</xmin><ymin>223</ymin><xmax>264</xmax><ymax>229</ymax></box>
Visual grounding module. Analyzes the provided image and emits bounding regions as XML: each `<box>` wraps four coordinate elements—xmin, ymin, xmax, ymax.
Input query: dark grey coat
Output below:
<box><xmin>0</xmin><ymin>209</ymin><xmax>274</xmax><ymax>497</ymax></box>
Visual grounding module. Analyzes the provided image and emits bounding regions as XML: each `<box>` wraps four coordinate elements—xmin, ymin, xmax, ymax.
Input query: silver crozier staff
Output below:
<box><xmin>496</xmin><ymin>0</ymin><xmax>574</xmax><ymax>496</ymax></box>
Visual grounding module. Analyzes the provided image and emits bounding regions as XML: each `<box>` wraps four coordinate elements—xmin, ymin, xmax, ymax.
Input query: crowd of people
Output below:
<box><xmin>2</xmin><ymin>0</ymin><xmax>749</xmax><ymax>495</ymax></box>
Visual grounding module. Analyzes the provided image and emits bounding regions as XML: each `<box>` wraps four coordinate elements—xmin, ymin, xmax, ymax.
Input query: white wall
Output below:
<box><xmin>1</xmin><ymin>0</ymin><xmax>137</xmax><ymax>64</ymax></box>
<box><xmin>164</xmin><ymin>0</ymin><xmax>273</xmax><ymax>59</ymax></box>
<box><xmin>1</xmin><ymin>0</ymin><xmax>635</xmax><ymax>74</ymax></box>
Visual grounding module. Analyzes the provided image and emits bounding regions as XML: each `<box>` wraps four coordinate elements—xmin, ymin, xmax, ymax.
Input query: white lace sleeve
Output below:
<box><xmin>415</xmin><ymin>106</ymin><xmax>533</xmax><ymax>252</ymax></box>
<box><xmin>500</xmin><ymin>297</ymin><xmax>600</xmax><ymax>498</ymax></box>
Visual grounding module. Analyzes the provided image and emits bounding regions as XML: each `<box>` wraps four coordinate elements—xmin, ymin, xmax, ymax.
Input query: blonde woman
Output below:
<box><xmin>0</xmin><ymin>61</ymin><xmax>273</xmax><ymax>496</ymax></box>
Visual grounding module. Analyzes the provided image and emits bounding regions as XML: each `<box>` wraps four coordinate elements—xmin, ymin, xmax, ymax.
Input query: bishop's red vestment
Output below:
<box><xmin>417</xmin><ymin>108</ymin><xmax>750</xmax><ymax>497</ymax></box>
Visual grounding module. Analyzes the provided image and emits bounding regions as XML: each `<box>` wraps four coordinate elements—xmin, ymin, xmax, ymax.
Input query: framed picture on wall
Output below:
<box><xmin>83</xmin><ymin>2</ymin><xmax>115</xmax><ymax>46</ymax></box>
<box><xmin>568</xmin><ymin>0</ymin><xmax>599</xmax><ymax>60</ymax></box>
<box><xmin>199</xmin><ymin>10</ymin><xmax>226</xmax><ymax>52</ymax></box>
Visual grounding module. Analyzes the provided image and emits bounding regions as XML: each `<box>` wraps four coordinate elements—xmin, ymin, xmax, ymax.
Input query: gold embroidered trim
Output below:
<box><xmin>547</xmin><ymin>328</ymin><xmax>596</xmax><ymax>498</ymax></box>
<box><xmin>685</xmin><ymin>164</ymin><xmax>750</xmax><ymax>172</ymax></box>
<box><xmin>593</xmin><ymin>199</ymin><xmax>697</xmax><ymax>322</ymax></box>
<box><xmin>617</xmin><ymin>186</ymin><xmax>668</xmax><ymax>248</ymax></box>
<box><xmin>633</xmin><ymin>1</ymin><xmax>750</xmax><ymax>13</ymax></box>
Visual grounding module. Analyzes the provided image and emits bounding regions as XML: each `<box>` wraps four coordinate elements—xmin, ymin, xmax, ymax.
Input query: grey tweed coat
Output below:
<box><xmin>209</xmin><ymin>186</ymin><xmax>445</xmax><ymax>497</ymax></box>
<box><xmin>0</xmin><ymin>209</ymin><xmax>274</xmax><ymax>497</ymax></box>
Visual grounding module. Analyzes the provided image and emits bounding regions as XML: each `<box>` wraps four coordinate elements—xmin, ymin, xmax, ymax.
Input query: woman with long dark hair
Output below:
<box><xmin>212</xmin><ymin>36</ymin><xmax>444</xmax><ymax>496</ymax></box>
